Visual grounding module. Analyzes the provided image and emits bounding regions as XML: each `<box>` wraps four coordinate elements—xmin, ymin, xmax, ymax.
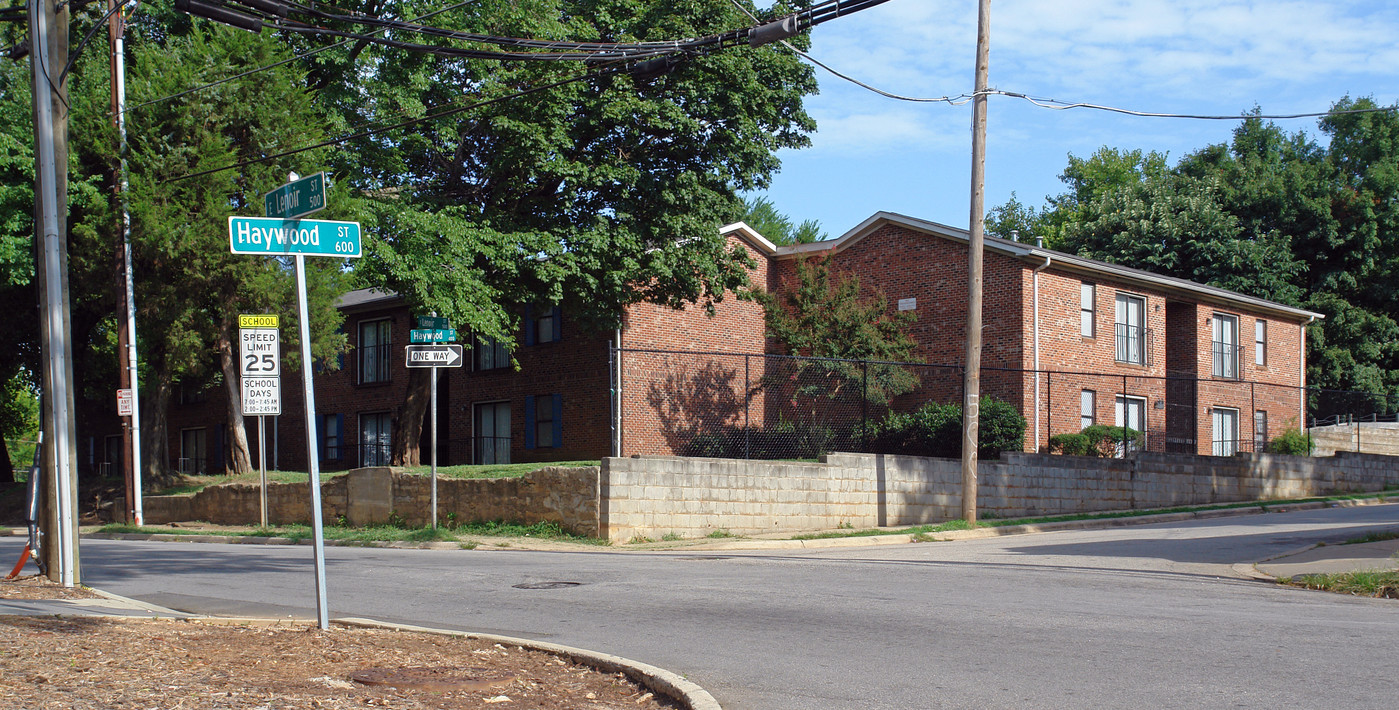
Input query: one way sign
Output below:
<box><xmin>405</xmin><ymin>344</ymin><xmax>464</xmax><ymax>368</ymax></box>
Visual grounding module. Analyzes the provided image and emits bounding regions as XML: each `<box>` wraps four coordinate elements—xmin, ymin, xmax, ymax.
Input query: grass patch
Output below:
<box><xmin>784</xmin><ymin>490</ymin><xmax>1399</xmax><ymax>542</ymax></box>
<box><xmin>661</xmin><ymin>532</ymin><xmax>684</xmax><ymax>542</ymax></box>
<box><xmin>1290</xmin><ymin>570</ymin><xmax>1399</xmax><ymax>598</ymax></box>
<box><xmin>1341</xmin><ymin>530</ymin><xmax>1399</xmax><ymax>546</ymax></box>
<box><xmin>95</xmin><ymin>519</ymin><xmax>610</xmax><ymax>546</ymax></box>
<box><xmin>628</xmin><ymin>535</ymin><xmax>654</xmax><ymax>545</ymax></box>
<box><xmin>150</xmin><ymin>471</ymin><xmax>338</xmax><ymax>496</ymax></box>
<box><xmin>706</xmin><ymin>529</ymin><xmax>738</xmax><ymax>539</ymax></box>
<box><xmin>401</xmin><ymin>461</ymin><xmax>599</xmax><ymax>480</ymax></box>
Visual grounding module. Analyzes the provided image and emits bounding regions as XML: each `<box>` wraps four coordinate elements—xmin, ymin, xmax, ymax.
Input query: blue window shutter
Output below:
<box><xmin>214</xmin><ymin>426</ymin><xmax>224</xmax><ymax>473</ymax></box>
<box><xmin>334</xmin><ymin>414</ymin><xmax>344</xmax><ymax>459</ymax></box>
<box><xmin>524</xmin><ymin>305</ymin><xmax>536</xmax><ymax>346</ymax></box>
<box><xmin>551</xmin><ymin>306</ymin><xmax>562</xmax><ymax>342</ymax></box>
<box><xmin>317</xmin><ymin>415</ymin><xmax>326</xmax><ymax>461</ymax></box>
<box><xmin>551</xmin><ymin>393</ymin><xmax>562</xmax><ymax>448</ymax></box>
<box><xmin>524</xmin><ymin>396</ymin><xmax>536</xmax><ymax>449</ymax></box>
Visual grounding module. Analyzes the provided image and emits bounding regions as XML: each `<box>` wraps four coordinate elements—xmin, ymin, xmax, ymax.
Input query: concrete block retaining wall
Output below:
<box><xmin>143</xmin><ymin>466</ymin><xmax>600</xmax><ymax>538</ymax></box>
<box><xmin>143</xmin><ymin>453</ymin><xmax>1399</xmax><ymax>544</ymax></box>
<box><xmin>597</xmin><ymin>450</ymin><xmax>1399</xmax><ymax>542</ymax></box>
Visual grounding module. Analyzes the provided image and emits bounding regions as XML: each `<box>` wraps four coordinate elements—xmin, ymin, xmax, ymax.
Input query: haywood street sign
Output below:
<box><xmin>228</xmin><ymin>216</ymin><xmax>361</xmax><ymax>257</ymax></box>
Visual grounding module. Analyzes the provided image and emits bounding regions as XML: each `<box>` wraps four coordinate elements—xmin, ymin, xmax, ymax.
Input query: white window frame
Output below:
<box><xmin>179</xmin><ymin>427</ymin><xmax>207</xmax><ymax>475</ymax></box>
<box><xmin>1114</xmin><ymin>293</ymin><xmax>1146</xmax><ymax>365</ymax></box>
<box><xmin>1080</xmin><ymin>283</ymin><xmax>1096</xmax><ymax>337</ymax></box>
<box><xmin>359</xmin><ymin>412</ymin><xmax>393</xmax><ymax>467</ymax></box>
<box><xmin>1254</xmin><ymin>320</ymin><xmax>1267</xmax><ymax>367</ymax></box>
<box><xmin>1080</xmin><ymin>390</ymin><xmax>1096</xmax><ymax>430</ymax></box>
<box><xmin>1212</xmin><ymin>313</ymin><xmax>1240</xmax><ymax>379</ymax></box>
<box><xmin>1114</xmin><ymin>395</ymin><xmax>1147</xmax><ymax>456</ymax></box>
<box><xmin>1254</xmin><ymin>410</ymin><xmax>1268</xmax><ymax>452</ymax></box>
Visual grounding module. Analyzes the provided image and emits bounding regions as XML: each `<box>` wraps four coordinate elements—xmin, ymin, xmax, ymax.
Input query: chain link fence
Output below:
<box><xmin>613</xmin><ymin>347</ymin><xmax>1399</xmax><ymax>460</ymax></box>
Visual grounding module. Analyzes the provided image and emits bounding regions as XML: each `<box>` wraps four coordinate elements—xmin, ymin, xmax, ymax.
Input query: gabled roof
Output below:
<box><xmin>336</xmin><ymin>287</ymin><xmax>401</xmax><ymax>311</ymax></box>
<box><xmin>773</xmin><ymin>211</ymin><xmax>1323</xmax><ymax>323</ymax></box>
<box><xmin>719</xmin><ymin>221</ymin><xmax>779</xmax><ymax>255</ymax></box>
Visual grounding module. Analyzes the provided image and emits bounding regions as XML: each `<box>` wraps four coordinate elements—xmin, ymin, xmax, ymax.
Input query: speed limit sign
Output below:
<box><xmin>239</xmin><ymin>314</ymin><xmax>280</xmax><ymax>378</ymax></box>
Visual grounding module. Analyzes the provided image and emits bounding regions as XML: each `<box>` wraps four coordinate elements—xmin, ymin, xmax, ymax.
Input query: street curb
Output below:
<box><xmin>334</xmin><ymin>617</ymin><xmax>722</xmax><ymax>710</ymax></box>
<box><xmin>84</xmin><ymin>587</ymin><xmax>196</xmax><ymax>617</ymax></box>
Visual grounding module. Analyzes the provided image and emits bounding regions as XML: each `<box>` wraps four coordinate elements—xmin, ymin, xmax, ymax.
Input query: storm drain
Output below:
<box><xmin>349</xmin><ymin>666</ymin><xmax>516</xmax><ymax>692</ymax></box>
<box><xmin>512</xmin><ymin>581</ymin><xmax>582</xmax><ymax>590</ymax></box>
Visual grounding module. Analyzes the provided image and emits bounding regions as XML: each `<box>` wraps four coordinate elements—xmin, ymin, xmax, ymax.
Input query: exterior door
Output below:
<box><xmin>359</xmin><ymin>413</ymin><xmax>392</xmax><ymax>466</ymax></box>
<box><xmin>1115</xmin><ymin>294</ymin><xmax>1145</xmax><ymax>364</ymax></box>
<box><xmin>1212</xmin><ymin>407</ymin><xmax>1239</xmax><ymax>456</ymax></box>
<box><xmin>1114</xmin><ymin>395</ymin><xmax>1146</xmax><ymax>455</ymax></box>
<box><xmin>474</xmin><ymin>402</ymin><xmax>511</xmax><ymax>465</ymax></box>
<box><xmin>1212</xmin><ymin>314</ymin><xmax>1239</xmax><ymax>378</ymax></box>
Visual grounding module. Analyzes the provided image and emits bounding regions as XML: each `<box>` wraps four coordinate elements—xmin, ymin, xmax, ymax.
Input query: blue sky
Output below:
<box><xmin>757</xmin><ymin>0</ymin><xmax>1399</xmax><ymax>239</ymax></box>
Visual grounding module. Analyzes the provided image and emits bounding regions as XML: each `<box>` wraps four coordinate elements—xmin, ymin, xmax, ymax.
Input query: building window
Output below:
<box><xmin>524</xmin><ymin>305</ymin><xmax>562</xmax><ymax>345</ymax></box>
<box><xmin>177</xmin><ymin>384</ymin><xmax>207</xmax><ymax>405</ymax></box>
<box><xmin>525</xmin><ymin>394</ymin><xmax>562</xmax><ymax>449</ymax></box>
<box><xmin>1212</xmin><ymin>407</ymin><xmax>1240</xmax><ymax>456</ymax></box>
<box><xmin>320</xmin><ymin>414</ymin><xmax>343</xmax><ymax>461</ymax></box>
<box><xmin>474</xmin><ymin>335</ymin><xmax>511</xmax><ymax>371</ymax></box>
<box><xmin>1114</xmin><ymin>293</ymin><xmax>1146</xmax><ymax>365</ymax></box>
<box><xmin>359</xmin><ymin>412</ymin><xmax>393</xmax><ymax>467</ymax></box>
<box><xmin>1254</xmin><ymin>320</ymin><xmax>1267</xmax><ymax>366</ymax></box>
<box><xmin>1080</xmin><ymin>390</ymin><xmax>1096</xmax><ymax>429</ymax></box>
<box><xmin>1114</xmin><ymin>395</ymin><xmax>1146</xmax><ymax>455</ymax></box>
<box><xmin>358</xmin><ymin>319</ymin><xmax>392</xmax><ymax>384</ymax></box>
<box><xmin>1212</xmin><ymin>313</ymin><xmax>1240</xmax><ymax>379</ymax></box>
<box><xmin>1080</xmin><ymin>283</ymin><xmax>1095</xmax><ymax>337</ymax></box>
<box><xmin>473</xmin><ymin>401</ymin><xmax>511</xmax><ymax>465</ymax></box>
<box><xmin>1254</xmin><ymin>410</ymin><xmax>1268</xmax><ymax>452</ymax></box>
<box><xmin>179</xmin><ymin>428</ymin><xmax>207</xmax><ymax>475</ymax></box>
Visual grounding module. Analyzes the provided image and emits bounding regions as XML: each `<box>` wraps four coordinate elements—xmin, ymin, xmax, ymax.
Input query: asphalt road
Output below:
<box><xmin>11</xmin><ymin>504</ymin><xmax>1399</xmax><ymax>709</ymax></box>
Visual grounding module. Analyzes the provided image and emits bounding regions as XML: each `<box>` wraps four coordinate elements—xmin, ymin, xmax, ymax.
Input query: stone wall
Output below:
<box><xmin>143</xmin><ymin>466</ymin><xmax>600</xmax><ymax>537</ymax></box>
<box><xmin>1309</xmin><ymin>422</ymin><xmax>1399</xmax><ymax>457</ymax></box>
<box><xmin>597</xmin><ymin>450</ymin><xmax>1399</xmax><ymax>541</ymax></box>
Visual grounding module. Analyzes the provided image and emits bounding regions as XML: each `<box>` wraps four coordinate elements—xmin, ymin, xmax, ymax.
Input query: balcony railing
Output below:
<box><xmin>1211</xmin><ymin>340</ymin><xmax>1241</xmax><ymax>379</ymax></box>
<box><xmin>358</xmin><ymin>344</ymin><xmax>393</xmax><ymax>384</ymax></box>
<box><xmin>1114</xmin><ymin>323</ymin><xmax>1150</xmax><ymax>365</ymax></box>
<box><xmin>474</xmin><ymin>435</ymin><xmax>511</xmax><ymax>465</ymax></box>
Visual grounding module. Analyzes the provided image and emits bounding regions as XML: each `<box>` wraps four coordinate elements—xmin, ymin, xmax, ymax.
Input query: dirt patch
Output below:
<box><xmin>1</xmin><ymin>574</ymin><xmax>103</xmax><ymax>601</ymax></box>
<box><xmin>0</xmin><ymin>580</ymin><xmax>684</xmax><ymax>709</ymax></box>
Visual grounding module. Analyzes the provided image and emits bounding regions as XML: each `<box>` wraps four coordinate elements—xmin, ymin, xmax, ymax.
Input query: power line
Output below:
<box><xmin>130</xmin><ymin>0</ymin><xmax>484</xmax><ymax>111</ymax></box>
<box><xmin>163</xmin><ymin>68</ymin><xmax>597</xmax><ymax>184</ymax></box>
<box><xmin>990</xmin><ymin>90</ymin><xmax>1399</xmax><ymax>121</ymax></box>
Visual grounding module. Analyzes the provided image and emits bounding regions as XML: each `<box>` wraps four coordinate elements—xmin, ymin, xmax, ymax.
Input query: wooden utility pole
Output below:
<box><xmin>962</xmin><ymin>0</ymin><xmax>992</xmax><ymax>524</ymax></box>
<box><xmin>30</xmin><ymin>0</ymin><xmax>80</xmax><ymax>584</ymax></box>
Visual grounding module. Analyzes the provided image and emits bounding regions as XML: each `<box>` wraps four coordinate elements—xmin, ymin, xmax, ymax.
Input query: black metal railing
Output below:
<box><xmin>1211</xmin><ymin>340</ymin><xmax>1241</xmax><ymax>379</ymax></box>
<box><xmin>357</xmin><ymin>344</ymin><xmax>393</xmax><ymax>384</ymax></box>
<box><xmin>1114</xmin><ymin>323</ymin><xmax>1148</xmax><ymax>365</ymax></box>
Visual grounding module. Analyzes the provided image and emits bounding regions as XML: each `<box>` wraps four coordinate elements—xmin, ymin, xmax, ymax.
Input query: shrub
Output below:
<box><xmin>1079</xmin><ymin>424</ymin><xmax>1145</xmax><ymax>457</ymax></box>
<box><xmin>867</xmin><ymin>397</ymin><xmax>1027</xmax><ymax>459</ymax></box>
<box><xmin>1048</xmin><ymin>433</ymin><xmax>1091</xmax><ymax>456</ymax></box>
<box><xmin>1266</xmin><ymin>429</ymin><xmax>1314</xmax><ymax>456</ymax></box>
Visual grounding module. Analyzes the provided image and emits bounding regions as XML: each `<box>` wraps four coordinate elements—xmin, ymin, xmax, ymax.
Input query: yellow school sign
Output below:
<box><xmin>239</xmin><ymin>314</ymin><xmax>279</xmax><ymax>328</ymax></box>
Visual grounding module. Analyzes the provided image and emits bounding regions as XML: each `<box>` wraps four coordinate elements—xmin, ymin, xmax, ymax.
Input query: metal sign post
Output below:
<box><xmin>230</xmin><ymin>176</ymin><xmax>361</xmax><ymax>631</ymax></box>
<box><xmin>405</xmin><ymin>340</ymin><xmax>462</xmax><ymax>529</ymax></box>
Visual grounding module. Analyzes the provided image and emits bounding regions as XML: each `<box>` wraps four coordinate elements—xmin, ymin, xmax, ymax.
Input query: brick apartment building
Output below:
<box><xmin>147</xmin><ymin>211</ymin><xmax>1320</xmax><ymax>474</ymax></box>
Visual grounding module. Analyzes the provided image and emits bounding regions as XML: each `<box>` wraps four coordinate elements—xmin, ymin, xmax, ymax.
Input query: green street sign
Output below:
<box><xmin>415</xmin><ymin>315</ymin><xmax>450</xmax><ymax>329</ymax></box>
<box><xmin>229</xmin><ymin>216</ymin><xmax>361</xmax><ymax>258</ymax></box>
<box><xmin>264</xmin><ymin>172</ymin><xmax>327</xmax><ymax>219</ymax></box>
<box><xmin>410</xmin><ymin>328</ymin><xmax>457</xmax><ymax>343</ymax></box>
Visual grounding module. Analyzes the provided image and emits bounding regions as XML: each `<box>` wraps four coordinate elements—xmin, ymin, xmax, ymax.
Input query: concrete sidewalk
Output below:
<box><xmin>1255</xmin><ymin>537</ymin><xmax>1399</xmax><ymax>580</ymax></box>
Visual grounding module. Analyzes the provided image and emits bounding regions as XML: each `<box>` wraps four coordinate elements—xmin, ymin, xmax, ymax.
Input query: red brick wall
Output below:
<box><xmin>618</xmin><ymin>232</ymin><xmax>773</xmax><ymax>455</ymax></box>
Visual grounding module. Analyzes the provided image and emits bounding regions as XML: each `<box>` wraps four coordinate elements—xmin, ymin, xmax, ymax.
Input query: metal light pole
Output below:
<box><xmin>961</xmin><ymin>0</ymin><xmax>992</xmax><ymax>524</ymax></box>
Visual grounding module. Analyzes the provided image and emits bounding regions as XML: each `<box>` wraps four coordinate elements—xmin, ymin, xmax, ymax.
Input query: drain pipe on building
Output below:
<box><xmin>1032</xmin><ymin>249</ymin><xmax>1052</xmax><ymax>450</ymax></box>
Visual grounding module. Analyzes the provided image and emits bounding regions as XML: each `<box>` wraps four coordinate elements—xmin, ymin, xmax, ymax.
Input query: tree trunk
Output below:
<box><xmin>391</xmin><ymin>367</ymin><xmax>429</xmax><ymax>466</ymax></box>
<box><xmin>141</xmin><ymin>374</ymin><xmax>175</xmax><ymax>489</ymax></box>
<box><xmin>0</xmin><ymin>435</ymin><xmax>13</xmax><ymax>483</ymax></box>
<box><xmin>217</xmin><ymin>319</ymin><xmax>253</xmax><ymax>475</ymax></box>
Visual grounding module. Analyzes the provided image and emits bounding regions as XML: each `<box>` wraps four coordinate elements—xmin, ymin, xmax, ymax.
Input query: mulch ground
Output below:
<box><xmin>0</xmin><ymin>577</ymin><xmax>683</xmax><ymax>710</ymax></box>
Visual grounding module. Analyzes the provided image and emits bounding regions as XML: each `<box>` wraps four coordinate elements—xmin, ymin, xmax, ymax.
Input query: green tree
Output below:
<box><xmin>737</xmin><ymin>195</ymin><xmax>826</xmax><ymax>245</ymax></box>
<box><xmin>752</xmin><ymin>255</ymin><xmax>920</xmax><ymax>435</ymax></box>
<box><xmin>121</xmin><ymin>22</ymin><xmax>349</xmax><ymax>480</ymax></box>
<box><xmin>298</xmin><ymin>0</ymin><xmax>819</xmax><ymax>464</ymax></box>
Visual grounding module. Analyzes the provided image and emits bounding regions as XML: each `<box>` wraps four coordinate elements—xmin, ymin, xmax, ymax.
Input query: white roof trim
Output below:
<box><xmin>720</xmin><ymin>221</ymin><xmax>778</xmax><ymax>255</ymax></box>
<box><xmin>777</xmin><ymin>210</ymin><xmax>1322</xmax><ymax>322</ymax></box>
